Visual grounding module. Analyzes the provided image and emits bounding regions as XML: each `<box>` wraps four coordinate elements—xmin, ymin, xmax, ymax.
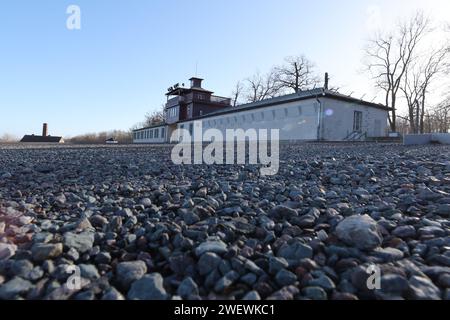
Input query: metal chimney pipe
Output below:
<box><xmin>324</xmin><ymin>73</ymin><xmax>329</xmax><ymax>90</ymax></box>
<box><xmin>42</xmin><ymin>123</ymin><xmax>48</xmax><ymax>137</ymax></box>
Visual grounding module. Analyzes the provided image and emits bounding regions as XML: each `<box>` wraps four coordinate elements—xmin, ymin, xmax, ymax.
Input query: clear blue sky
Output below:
<box><xmin>0</xmin><ymin>0</ymin><xmax>448</xmax><ymax>138</ymax></box>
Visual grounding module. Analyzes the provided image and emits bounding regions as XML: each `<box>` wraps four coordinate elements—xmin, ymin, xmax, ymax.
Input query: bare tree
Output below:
<box><xmin>0</xmin><ymin>133</ymin><xmax>18</xmax><ymax>143</ymax></box>
<box><xmin>244</xmin><ymin>70</ymin><xmax>282</xmax><ymax>103</ymax></box>
<box><xmin>231</xmin><ymin>81</ymin><xmax>244</xmax><ymax>106</ymax></box>
<box><xmin>365</xmin><ymin>11</ymin><xmax>430</xmax><ymax>132</ymax></box>
<box><xmin>274</xmin><ymin>55</ymin><xmax>320</xmax><ymax>93</ymax></box>
<box><xmin>143</xmin><ymin>105</ymin><xmax>165</xmax><ymax>127</ymax></box>
<box><xmin>400</xmin><ymin>34</ymin><xmax>449</xmax><ymax>133</ymax></box>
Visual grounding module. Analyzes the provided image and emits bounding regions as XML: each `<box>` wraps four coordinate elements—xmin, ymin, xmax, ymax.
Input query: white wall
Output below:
<box><xmin>133</xmin><ymin>125</ymin><xmax>167</xmax><ymax>144</ymax></box>
<box><xmin>320</xmin><ymin>98</ymin><xmax>389</xmax><ymax>140</ymax></box>
<box><xmin>176</xmin><ymin>99</ymin><xmax>320</xmax><ymax>142</ymax></box>
<box><xmin>133</xmin><ymin>98</ymin><xmax>389</xmax><ymax>144</ymax></box>
<box><xmin>404</xmin><ymin>133</ymin><xmax>450</xmax><ymax>145</ymax></box>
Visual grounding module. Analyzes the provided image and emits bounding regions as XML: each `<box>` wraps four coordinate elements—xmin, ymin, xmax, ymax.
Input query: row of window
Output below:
<box><xmin>203</xmin><ymin>106</ymin><xmax>303</xmax><ymax>128</ymax></box>
<box><xmin>167</xmin><ymin>107</ymin><xmax>178</xmax><ymax>118</ymax></box>
<box><xmin>134</xmin><ymin>127</ymin><xmax>166</xmax><ymax>140</ymax></box>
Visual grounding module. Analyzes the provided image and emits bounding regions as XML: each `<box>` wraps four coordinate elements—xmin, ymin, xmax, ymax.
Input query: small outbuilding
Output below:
<box><xmin>106</xmin><ymin>138</ymin><xmax>119</xmax><ymax>144</ymax></box>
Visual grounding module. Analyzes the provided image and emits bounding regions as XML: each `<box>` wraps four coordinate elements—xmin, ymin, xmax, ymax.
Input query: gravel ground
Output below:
<box><xmin>0</xmin><ymin>143</ymin><xmax>449</xmax><ymax>300</ymax></box>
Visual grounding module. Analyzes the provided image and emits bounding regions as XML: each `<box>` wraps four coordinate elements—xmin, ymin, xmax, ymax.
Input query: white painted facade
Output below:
<box><xmin>133</xmin><ymin>124</ymin><xmax>167</xmax><ymax>144</ymax></box>
<box><xmin>320</xmin><ymin>98</ymin><xmax>389</xmax><ymax>140</ymax></box>
<box><xmin>133</xmin><ymin>90</ymin><xmax>389</xmax><ymax>144</ymax></box>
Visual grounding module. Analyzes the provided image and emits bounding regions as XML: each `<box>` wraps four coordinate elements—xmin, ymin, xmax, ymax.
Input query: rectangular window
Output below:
<box><xmin>353</xmin><ymin>111</ymin><xmax>363</xmax><ymax>132</ymax></box>
<box><xmin>189</xmin><ymin>123</ymin><xmax>194</xmax><ymax>135</ymax></box>
<box><xmin>161</xmin><ymin>128</ymin><xmax>165</xmax><ymax>138</ymax></box>
<box><xmin>150</xmin><ymin>130</ymin><xmax>154</xmax><ymax>139</ymax></box>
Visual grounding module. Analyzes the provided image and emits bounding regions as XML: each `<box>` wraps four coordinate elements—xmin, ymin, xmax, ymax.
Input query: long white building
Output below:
<box><xmin>133</xmin><ymin>78</ymin><xmax>390</xmax><ymax>144</ymax></box>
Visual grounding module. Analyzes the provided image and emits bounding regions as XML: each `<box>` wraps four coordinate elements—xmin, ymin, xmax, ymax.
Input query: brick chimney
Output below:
<box><xmin>42</xmin><ymin>123</ymin><xmax>48</xmax><ymax>137</ymax></box>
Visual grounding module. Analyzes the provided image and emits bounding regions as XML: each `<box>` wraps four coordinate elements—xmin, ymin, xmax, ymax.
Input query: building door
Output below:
<box><xmin>374</xmin><ymin>119</ymin><xmax>382</xmax><ymax>137</ymax></box>
<box><xmin>353</xmin><ymin>111</ymin><xmax>363</xmax><ymax>132</ymax></box>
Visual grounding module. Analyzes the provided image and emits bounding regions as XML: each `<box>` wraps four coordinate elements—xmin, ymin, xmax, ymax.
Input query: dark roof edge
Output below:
<box><xmin>177</xmin><ymin>88</ymin><xmax>390</xmax><ymax>124</ymax></box>
<box><xmin>133</xmin><ymin>123</ymin><xmax>167</xmax><ymax>132</ymax></box>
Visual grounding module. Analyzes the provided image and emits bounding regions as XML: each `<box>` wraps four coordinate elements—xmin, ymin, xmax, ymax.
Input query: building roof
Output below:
<box><xmin>178</xmin><ymin>88</ymin><xmax>390</xmax><ymax>123</ymax></box>
<box><xmin>133</xmin><ymin>123</ymin><xmax>166</xmax><ymax>132</ymax></box>
<box><xmin>20</xmin><ymin>135</ymin><xmax>64</xmax><ymax>143</ymax></box>
<box><xmin>134</xmin><ymin>88</ymin><xmax>390</xmax><ymax>131</ymax></box>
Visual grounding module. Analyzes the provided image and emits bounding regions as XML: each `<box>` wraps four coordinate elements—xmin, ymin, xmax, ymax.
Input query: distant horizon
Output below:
<box><xmin>1</xmin><ymin>0</ymin><xmax>449</xmax><ymax>138</ymax></box>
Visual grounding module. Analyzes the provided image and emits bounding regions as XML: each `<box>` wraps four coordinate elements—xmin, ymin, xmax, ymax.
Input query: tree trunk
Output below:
<box><xmin>419</xmin><ymin>90</ymin><xmax>426</xmax><ymax>133</ymax></box>
<box><xmin>390</xmin><ymin>94</ymin><xmax>397</xmax><ymax>132</ymax></box>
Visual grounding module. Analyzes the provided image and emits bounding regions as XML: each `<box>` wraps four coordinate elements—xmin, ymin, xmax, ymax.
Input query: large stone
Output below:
<box><xmin>277</xmin><ymin>241</ymin><xmax>313</xmax><ymax>261</ymax></box>
<box><xmin>335</xmin><ymin>215</ymin><xmax>382</xmax><ymax>250</ymax></box>
<box><xmin>392</xmin><ymin>225</ymin><xmax>416</xmax><ymax>238</ymax></box>
<box><xmin>275</xmin><ymin>269</ymin><xmax>297</xmax><ymax>287</ymax></box>
<box><xmin>195</xmin><ymin>240</ymin><xmax>228</xmax><ymax>257</ymax></box>
<box><xmin>177</xmin><ymin>277</ymin><xmax>199</xmax><ymax>298</ymax></box>
<box><xmin>214</xmin><ymin>271</ymin><xmax>240</xmax><ymax>293</ymax></box>
<box><xmin>437</xmin><ymin>204</ymin><xmax>450</xmax><ymax>216</ymax></box>
<box><xmin>116</xmin><ymin>260</ymin><xmax>147</xmax><ymax>289</ymax></box>
<box><xmin>0</xmin><ymin>277</ymin><xmax>33</xmax><ymax>299</ymax></box>
<box><xmin>31</xmin><ymin>243</ymin><xmax>63</xmax><ymax>262</ymax></box>
<box><xmin>0</xmin><ymin>243</ymin><xmax>17</xmax><ymax>260</ymax></box>
<box><xmin>197</xmin><ymin>252</ymin><xmax>221</xmax><ymax>275</ymax></box>
<box><xmin>408</xmin><ymin>276</ymin><xmax>442</xmax><ymax>300</ymax></box>
<box><xmin>127</xmin><ymin>273</ymin><xmax>168</xmax><ymax>300</ymax></box>
<box><xmin>63</xmin><ymin>232</ymin><xmax>95</xmax><ymax>253</ymax></box>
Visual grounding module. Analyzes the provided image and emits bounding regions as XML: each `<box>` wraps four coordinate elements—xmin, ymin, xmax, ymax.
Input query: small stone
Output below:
<box><xmin>242</xmin><ymin>290</ymin><xmax>261</xmax><ymax>300</ymax></box>
<box><xmin>309</xmin><ymin>275</ymin><xmax>336</xmax><ymax>291</ymax></box>
<box><xmin>66</xmin><ymin>248</ymin><xmax>80</xmax><ymax>261</ymax></box>
<box><xmin>317</xmin><ymin>230</ymin><xmax>328</xmax><ymax>242</ymax></box>
<box><xmin>177</xmin><ymin>277</ymin><xmax>199</xmax><ymax>299</ymax></box>
<box><xmin>268</xmin><ymin>256</ymin><xmax>289</xmax><ymax>274</ymax></box>
<box><xmin>380</xmin><ymin>274</ymin><xmax>409</xmax><ymax>293</ymax></box>
<box><xmin>127</xmin><ymin>273</ymin><xmax>168</xmax><ymax>300</ymax></box>
<box><xmin>275</xmin><ymin>269</ymin><xmax>297</xmax><ymax>287</ymax></box>
<box><xmin>214</xmin><ymin>270</ymin><xmax>239</xmax><ymax>292</ymax></box>
<box><xmin>31</xmin><ymin>243</ymin><xmax>63</xmax><ymax>262</ymax></box>
<box><xmin>95</xmin><ymin>252</ymin><xmax>111</xmax><ymax>264</ymax></box>
<box><xmin>372</xmin><ymin>247</ymin><xmax>404</xmax><ymax>262</ymax></box>
<box><xmin>392</xmin><ymin>226</ymin><xmax>416</xmax><ymax>238</ymax></box>
<box><xmin>11</xmin><ymin>260</ymin><xmax>34</xmax><ymax>278</ymax></box>
<box><xmin>63</xmin><ymin>232</ymin><xmax>95</xmax><ymax>254</ymax></box>
<box><xmin>277</xmin><ymin>241</ymin><xmax>313</xmax><ymax>261</ymax></box>
<box><xmin>79</xmin><ymin>264</ymin><xmax>100</xmax><ymax>280</ymax></box>
<box><xmin>437</xmin><ymin>204</ymin><xmax>450</xmax><ymax>216</ymax></box>
<box><xmin>140</xmin><ymin>198</ymin><xmax>152</xmax><ymax>207</ymax></box>
<box><xmin>302</xmin><ymin>286</ymin><xmax>327</xmax><ymax>300</ymax></box>
<box><xmin>335</xmin><ymin>215</ymin><xmax>382</xmax><ymax>250</ymax></box>
<box><xmin>89</xmin><ymin>215</ymin><xmax>108</xmax><ymax>228</ymax></box>
<box><xmin>0</xmin><ymin>243</ymin><xmax>17</xmax><ymax>260</ymax></box>
<box><xmin>102</xmin><ymin>287</ymin><xmax>125</xmax><ymax>300</ymax></box>
<box><xmin>116</xmin><ymin>260</ymin><xmax>147</xmax><ymax>289</ymax></box>
<box><xmin>197</xmin><ymin>252</ymin><xmax>221</xmax><ymax>275</ymax></box>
